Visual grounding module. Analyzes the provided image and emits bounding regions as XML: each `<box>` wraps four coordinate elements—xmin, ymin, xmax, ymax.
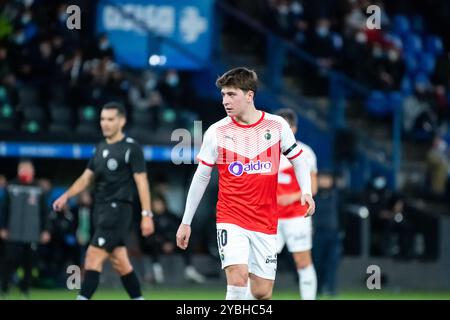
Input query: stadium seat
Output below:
<box><xmin>392</xmin><ymin>15</ymin><xmax>410</xmax><ymax>36</ymax></box>
<box><xmin>410</xmin><ymin>15</ymin><xmax>424</xmax><ymax>34</ymax></box>
<box><xmin>402</xmin><ymin>33</ymin><xmax>422</xmax><ymax>54</ymax></box>
<box><xmin>414</xmin><ymin>72</ymin><xmax>431</xmax><ymax>89</ymax></box>
<box><xmin>403</xmin><ymin>53</ymin><xmax>418</xmax><ymax>75</ymax></box>
<box><xmin>418</xmin><ymin>52</ymin><xmax>436</xmax><ymax>74</ymax></box>
<box><xmin>0</xmin><ymin>86</ymin><xmax>9</xmax><ymax>103</ymax></box>
<box><xmin>131</xmin><ymin>109</ymin><xmax>153</xmax><ymax>127</ymax></box>
<box><xmin>23</xmin><ymin>105</ymin><xmax>47</xmax><ymax>123</ymax></box>
<box><xmin>21</xmin><ymin>119</ymin><xmax>43</xmax><ymax>133</ymax></box>
<box><xmin>76</xmin><ymin>105</ymin><xmax>100</xmax><ymax>135</ymax></box>
<box><xmin>366</xmin><ymin>90</ymin><xmax>390</xmax><ymax>117</ymax></box>
<box><xmin>49</xmin><ymin>104</ymin><xmax>72</xmax><ymax>123</ymax></box>
<box><xmin>386</xmin><ymin>91</ymin><xmax>404</xmax><ymax>113</ymax></box>
<box><xmin>78</xmin><ymin>105</ymin><xmax>99</xmax><ymax>123</ymax></box>
<box><xmin>0</xmin><ymin>103</ymin><xmax>16</xmax><ymax>131</ymax></box>
<box><xmin>17</xmin><ymin>86</ymin><xmax>39</xmax><ymax>107</ymax></box>
<box><xmin>424</xmin><ymin>35</ymin><xmax>444</xmax><ymax>56</ymax></box>
<box><xmin>400</xmin><ymin>77</ymin><xmax>413</xmax><ymax>95</ymax></box>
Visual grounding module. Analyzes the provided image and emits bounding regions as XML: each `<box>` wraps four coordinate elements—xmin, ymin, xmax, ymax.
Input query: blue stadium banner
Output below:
<box><xmin>0</xmin><ymin>142</ymin><xmax>195</xmax><ymax>162</ymax></box>
<box><xmin>96</xmin><ymin>0</ymin><xmax>214</xmax><ymax>69</ymax></box>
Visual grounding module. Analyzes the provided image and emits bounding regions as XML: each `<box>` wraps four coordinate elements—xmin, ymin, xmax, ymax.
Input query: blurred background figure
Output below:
<box><xmin>312</xmin><ymin>171</ymin><xmax>342</xmax><ymax>297</ymax></box>
<box><xmin>0</xmin><ymin>159</ymin><xmax>51</xmax><ymax>299</ymax></box>
<box><xmin>426</xmin><ymin>134</ymin><xmax>450</xmax><ymax>197</ymax></box>
<box><xmin>140</xmin><ymin>193</ymin><xmax>205</xmax><ymax>284</ymax></box>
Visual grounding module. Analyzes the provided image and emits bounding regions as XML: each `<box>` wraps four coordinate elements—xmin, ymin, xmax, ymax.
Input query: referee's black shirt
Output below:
<box><xmin>87</xmin><ymin>137</ymin><xmax>146</xmax><ymax>203</ymax></box>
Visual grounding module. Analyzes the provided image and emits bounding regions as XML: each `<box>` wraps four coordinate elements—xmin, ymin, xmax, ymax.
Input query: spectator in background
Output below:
<box><xmin>304</xmin><ymin>18</ymin><xmax>338</xmax><ymax>95</ymax></box>
<box><xmin>426</xmin><ymin>134</ymin><xmax>450</xmax><ymax>197</ymax></box>
<box><xmin>312</xmin><ymin>172</ymin><xmax>342</xmax><ymax>297</ymax></box>
<box><xmin>157</xmin><ymin>69</ymin><xmax>186</xmax><ymax>110</ymax></box>
<box><xmin>128</xmin><ymin>71</ymin><xmax>163</xmax><ymax>131</ymax></box>
<box><xmin>141</xmin><ymin>193</ymin><xmax>205</xmax><ymax>284</ymax></box>
<box><xmin>46</xmin><ymin>203</ymin><xmax>81</xmax><ymax>286</ymax></box>
<box><xmin>0</xmin><ymin>159</ymin><xmax>51</xmax><ymax>299</ymax></box>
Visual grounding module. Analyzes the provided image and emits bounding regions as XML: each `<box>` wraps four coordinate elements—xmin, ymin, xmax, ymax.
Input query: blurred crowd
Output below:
<box><xmin>0</xmin><ymin>0</ymin><xmax>200</xmax><ymax>140</ymax></box>
<box><xmin>225</xmin><ymin>0</ymin><xmax>450</xmax><ymax>142</ymax></box>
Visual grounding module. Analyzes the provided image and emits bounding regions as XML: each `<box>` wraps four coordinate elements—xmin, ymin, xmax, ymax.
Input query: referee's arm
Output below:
<box><xmin>53</xmin><ymin>169</ymin><xmax>94</xmax><ymax>211</ymax></box>
<box><xmin>133</xmin><ymin>172</ymin><xmax>154</xmax><ymax>237</ymax></box>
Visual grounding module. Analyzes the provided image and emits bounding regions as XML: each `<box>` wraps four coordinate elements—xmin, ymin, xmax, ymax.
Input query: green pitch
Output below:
<box><xmin>3</xmin><ymin>287</ymin><xmax>450</xmax><ymax>300</ymax></box>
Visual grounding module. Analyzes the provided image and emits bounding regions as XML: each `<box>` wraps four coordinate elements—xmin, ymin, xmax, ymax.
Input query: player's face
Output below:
<box><xmin>221</xmin><ymin>87</ymin><xmax>253</xmax><ymax>117</ymax></box>
<box><xmin>100</xmin><ymin>109</ymin><xmax>125</xmax><ymax>138</ymax></box>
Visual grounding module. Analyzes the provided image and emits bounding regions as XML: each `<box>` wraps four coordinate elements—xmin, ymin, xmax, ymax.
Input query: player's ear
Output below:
<box><xmin>246</xmin><ymin>90</ymin><xmax>254</xmax><ymax>102</ymax></box>
<box><xmin>120</xmin><ymin>116</ymin><xmax>126</xmax><ymax>127</ymax></box>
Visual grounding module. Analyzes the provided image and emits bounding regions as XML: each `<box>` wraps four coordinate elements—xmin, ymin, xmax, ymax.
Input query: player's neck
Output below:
<box><xmin>234</xmin><ymin>107</ymin><xmax>261</xmax><ymax>125</ymax></box>
<box><xmin>106</xmin><ymin>132</ymin><xmax>125</xmax><ymax>144</ymax></box>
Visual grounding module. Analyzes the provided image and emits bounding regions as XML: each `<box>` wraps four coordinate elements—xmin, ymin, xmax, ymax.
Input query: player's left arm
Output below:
<box><xmin>279</xmin><ymin>118</ymin><xmax>315</xmax><ymax>216</ymax></box>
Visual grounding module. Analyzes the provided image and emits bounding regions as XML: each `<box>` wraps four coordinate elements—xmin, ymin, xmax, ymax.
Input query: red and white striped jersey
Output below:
<box><xmin>197</xmin><ymin>111</ymin><xmax>303</xmax><ymax>234</ymax></box>
<box><xmin>277</xmin><ymin>141</ymin><xmax>317</xmax><ymax>219</ymax></box>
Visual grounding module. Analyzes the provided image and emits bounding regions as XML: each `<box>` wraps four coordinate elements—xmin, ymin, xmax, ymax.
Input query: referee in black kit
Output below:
<box><xmin>53</xmin><ymin>102</ymin><xmax>154</xmax><ymax>300</ymax></box>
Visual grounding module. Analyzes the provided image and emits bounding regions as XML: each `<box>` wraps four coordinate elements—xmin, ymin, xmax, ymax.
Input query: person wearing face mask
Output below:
<box><xmin>0</xmin><ymin>159</ymin><xmax>51</xmax><ymax>299</ymax></box>
<box><xmin>95</xmin><ymin>34</ymin><xmax>115</xmax><ymax>60</ymax></box>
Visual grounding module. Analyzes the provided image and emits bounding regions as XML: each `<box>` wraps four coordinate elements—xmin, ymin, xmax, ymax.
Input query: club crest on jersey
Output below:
<box><xmin>228</xmin><ymin>160</ymin><xmax>272</xmax><ymax>176</ymax></box>
<box><xmin>107</xmin><ymin>158</ymin><xmax>118</xmax><ymax>171</ymax></box>
<box><xmin>264</xmin><ymin>130</ymin><xmax>271</xmax><ymax>140</ymax></box>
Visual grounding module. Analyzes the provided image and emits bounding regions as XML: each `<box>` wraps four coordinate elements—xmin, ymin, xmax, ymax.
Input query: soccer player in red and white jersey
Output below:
<box><xmin>275</xmin><ymin>108</ymin><xmax>318</xmax><ymax>300</ymax></box>
<box><xmin>176</xmin><ymin>68</ymin><xmax>315</xmax><ymax>300</ymax></box>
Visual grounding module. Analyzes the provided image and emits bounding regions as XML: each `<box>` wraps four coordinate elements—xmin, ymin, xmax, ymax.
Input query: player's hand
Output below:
<box><xmin>0</xmin><ymin>229</ymin><xmax>8</xmax><ymax>240</ymax></box>
<box><xmin>301</xmin><ymin>194</ymin><xmax>315</xmax><ymax>217</ymax></box>
<box><xmin>40</xmin><ymin>231</ymin><xmax>51</xmax><ymax>244</ymax></box>
<box><xmin>141</xmin><ymin>216</ymin><xmax>154</xmax><ymax>237</ymax></box>
<box><xmin>176</xmin><ymin>224</ymin><xmax>191</xmax><ymax>250</ymax></box>
<box><xmin>277</xmin><ymin>194</ymin><xmax>297</xmax><ymax>206</ymax></box>
<box><xmin>53</xmin><ymin>194</ymin><xmax>68</xmax><ymax>212</ymax></box>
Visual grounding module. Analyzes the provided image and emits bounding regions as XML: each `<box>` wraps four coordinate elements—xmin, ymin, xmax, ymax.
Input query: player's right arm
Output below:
<box><xmin>53</xmin><ymin>169</ymin><xmax>94</xmax><ymax>211</ymax></box>
<box><xmin>176</xmin><ymin>163</ymin><xmax>213</xmax><ymax>250</ymax></box>
<box><xmin>176</xmin><ymin>125</ymin><xmax>217</xmax><ymax>250</ymax></box>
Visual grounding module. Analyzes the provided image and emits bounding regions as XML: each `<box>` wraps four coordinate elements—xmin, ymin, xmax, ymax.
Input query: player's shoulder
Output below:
<box><xmin>264</xmin><ymin>112</ymin><xmax>288</xmax><ymax>125</ymax></box>
<box><xmin>123</xmin><ymin>136</ymin><xmax>142</xmax><ymax>148</ymax></box>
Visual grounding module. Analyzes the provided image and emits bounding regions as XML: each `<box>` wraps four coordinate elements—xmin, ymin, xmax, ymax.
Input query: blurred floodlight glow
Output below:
<box><xmin>148</xmin><ymin>54</ymin><xmax>167</xmax><ymax>66</ymax></box>
<box><xmin>149</xmin><ymin>54</ymin><xmax>161</xmax><ymax>66</ymax></box>
<box><xmin>359</xmin><ymin>206</ymin><xmax>369</xmax><ymax>219</ymax></box>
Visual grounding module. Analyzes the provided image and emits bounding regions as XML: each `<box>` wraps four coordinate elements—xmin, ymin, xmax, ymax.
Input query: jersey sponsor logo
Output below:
<box><xmin>103</xmin><ymin>149</ymin><xmax>109</xmax><ymax>158</ymax></box>
<box><xmin>265</xmin><ymin>254</ymin><xmax>277</xmax><ymax>264</ymax></box>
<box><xmin>107</xmin><ymin>158</ymin><xmax>118</xmax><ymax>171</ymax></box>
<box><xmin>228</xmin><ymin>160</ymin><xmax>272</xmax><ymax>176</ymax></box>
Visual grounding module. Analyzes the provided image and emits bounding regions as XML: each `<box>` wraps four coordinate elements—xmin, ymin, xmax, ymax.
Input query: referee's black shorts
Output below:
<box><xmin>90</xmin><ymin>201</ymin><xmax>133</xmax><ymax>253</ymax></box>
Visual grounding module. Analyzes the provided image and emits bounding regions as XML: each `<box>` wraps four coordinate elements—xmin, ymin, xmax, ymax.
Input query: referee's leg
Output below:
<box><xmin>110</xmin><ymin>246</ymin><xmax>144</xmax><ymax>300</ymax></box>
<box><xmin>77</xmin><ymin>245</ymin><xmax>109</xmax><ymax>300</ymax></box>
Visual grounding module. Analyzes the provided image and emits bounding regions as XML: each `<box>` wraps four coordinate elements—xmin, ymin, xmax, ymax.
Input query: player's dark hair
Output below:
<box><xmin>18</xmin><ymin>158</ymin><xmax>33</xmax><ymax>166</ymax></box>
<box><xmin>276</xmin><ymin>108</ymin><xmax>298</xmax><ymax>127</ymax></box>
<box><xmin>216</xmin><ymin>67</ymin><xmax>258</xmax><ymax>94</ymax></box>
<box><xmin>102</xmin><ymin>101</ymin><xmax>127</xmax><ymax>118</ymax></box>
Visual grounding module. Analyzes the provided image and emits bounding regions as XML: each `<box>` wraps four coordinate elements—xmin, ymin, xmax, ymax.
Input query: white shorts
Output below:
<box><xmin>216</xmin><ymin>223</ymin><xmax>278</xmax><ymax>280</ymax></box>
<box><xmin>277</xmin><ymin>216</ymin><xmax>312</xmax><ymax>253</ymax></box>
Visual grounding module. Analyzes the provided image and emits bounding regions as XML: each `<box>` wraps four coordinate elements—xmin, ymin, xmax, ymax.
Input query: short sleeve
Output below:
<box><xmin>196</xmin><ymin>126</ymin><xmax>218</xmax><ymax>166</ymax></box>
<box><xmin>87</xmin><ymin>147</ymin><xmax>97</xmax><ymax>171</ymax></box>
<box><xmin>129</xmin><ymin>144</ymin><xmax>146</xmax><ymax>174</ymax></box>
<box><xmin>280</xmin><ymin>117</ymin><xmax>303</xmax><ymax>160</ymax></box>
<box><xmin>303</xmin><ymin>146</ymin><xmax>318</xmax><ymax>173</ymax></box>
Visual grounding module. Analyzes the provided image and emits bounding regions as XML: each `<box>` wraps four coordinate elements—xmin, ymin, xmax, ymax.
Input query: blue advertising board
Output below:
<box><xmin>96</xmin><ymin>0</ymin><xmax>214</xmax><ymax>69</ymax></box>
